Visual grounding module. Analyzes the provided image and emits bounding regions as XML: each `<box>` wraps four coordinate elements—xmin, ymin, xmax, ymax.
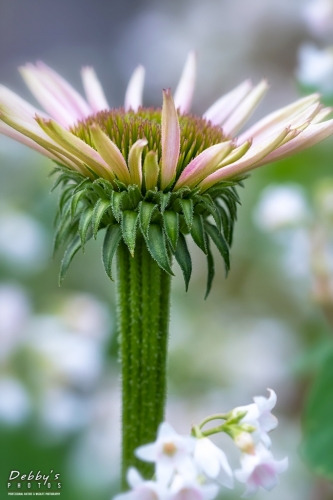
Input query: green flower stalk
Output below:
<box><xmin>0</xmin><ymin>52</ymin><xmax>332</xmax><ymax>488</ymax></box>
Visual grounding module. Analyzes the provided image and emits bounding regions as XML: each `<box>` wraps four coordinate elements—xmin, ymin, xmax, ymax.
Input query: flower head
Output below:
<box><xmin>135</xmin><ymin>422</ymin><xmax>196</xmax><ymax>485</ymax></box>
<box><xmin>232</xmin><ymin>389</ymin><xmax>278</xmax><ymax>448</ymax></box>
<box><xmin>0</xmin><ymin>54</ymin><xmax>332</xmax><ymax>292</ymax></box>
<box><xmin>234</xmin><ymin>443</ymin><xmax>288</xmax><ymax>497</ymax></box>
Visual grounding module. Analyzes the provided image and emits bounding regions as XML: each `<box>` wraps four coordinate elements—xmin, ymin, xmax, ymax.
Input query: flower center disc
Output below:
<box><xmin>71</xmin><ymin>107</ymin><xmax>226</xmax><ymax>176</ymax></box>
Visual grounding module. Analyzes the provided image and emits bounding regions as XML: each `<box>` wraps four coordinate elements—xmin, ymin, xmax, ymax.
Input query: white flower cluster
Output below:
<box><xmin>114</xmin><ymin>389</ymin><xmax>288</xmax><ymax>499</ymax></box>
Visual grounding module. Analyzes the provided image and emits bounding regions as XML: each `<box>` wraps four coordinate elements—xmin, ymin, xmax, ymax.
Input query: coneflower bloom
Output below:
<box><xmin>0</xmin><ymin>53</ymin><xmax>332</xmax><ymax>292</ymax></box>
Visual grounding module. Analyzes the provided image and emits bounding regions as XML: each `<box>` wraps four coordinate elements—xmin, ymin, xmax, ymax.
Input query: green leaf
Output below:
<box><xmin>174</xmin><ymin>233</ymin><xmax>192</xmax><ymax>291</ymax></box>
<box><xmin>59</xmin><ymin>235</ymin><xmax>81</xmax><ymax>285</ymax></box>
<box><xmin>300</xmin><ymin>345</ymin><xmax>333</xmax><ymax>480</ymax></box>
<box><xmin>158</xmin><ymin>192</ymin><xmax>171</xmax><ymax>212</ymax></box>
<box><xmin>205</xmin><ymin>222</ymin><xmax>230</xmax><ymax>274</ymax></box>
<box><xmin>191</xmin><ymin>214</ymin><xmax>207</xmax><ymax>254</ymax></box>
<box><xmin>146</xmin><ymin>224</ymin><xmax>174</xmax><ymax>275</ymax></box>
<box><xmin>51</xmin><ymin>173</ymin><xmax>72</xmax><ymax>192</ymax></box>
<box><xmin>79</xmin><ymin>207</ymin><xmax>94</xmax><ymax>249</ymax></box>
<box><xmin>128</xmin><ymin>185</ymin><xmax>143</xmax><ymax>208</ymax></box>
<box><xmin>139</xmin><ymin>202</ymin><xmax>158</xmax><ymax>238</ymax></box>
<box><xmin>122</xmin><ymin>211</ymin><xmax>139</xmax><ymax>256</ymax></box>
<box><xmin>218</xmin><ymin>205</ymin><xmax>233</xmax><ymax>246</ymax></box>
<box><xmin>92</xmin><ymin>199</ymin><xmax>111</xmax><ymax>238</ymax></box>
<box><xmin>163</xmin><ymin>211</ymin><xmax>179</xmax><ymax>251</ymax></box>
<box><xmin>179</xmin><ymin>199</ymin><xmax>194</xmax><ymax>231</ymax></box>
<box><xmin>102</xmin><ymin>224</ymin><xmax>122</xmax><ymax>280</ymax></box>
<box><xmin>205</xmin><ymin>238</ymin><xmax>215</xmax><ymax>299</ymax></box>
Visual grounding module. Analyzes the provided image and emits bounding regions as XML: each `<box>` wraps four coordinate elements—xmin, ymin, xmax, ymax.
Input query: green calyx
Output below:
<box><xmin>52</xmin><ymin>164</ymin><xmax>244</xmax><ymax>297</ymax></box>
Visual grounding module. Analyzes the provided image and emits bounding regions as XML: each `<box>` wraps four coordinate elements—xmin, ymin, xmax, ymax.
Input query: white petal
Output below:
<box><xmin>203</xmin><ymin>80</ymin><xmax>252</xmax><ymax>125</ymax></box>
<box><xmin>274</xmin><ymin>456</ymin><xmax>288</xmax><ymax>474</ymax></box>
<box><xmin>156</xmin><ymin>458</ymin><xmax>174</xmax><ymax>485</ymax></box>
<box><xmin>134</xmin><ymin>442</ymin><xmax>157</xmax><ymax>463</ymax></box>
<box><xmin>222</xmin><ymin>80</ymin><xmax>269</xmax><ymax>136</ymax></box>
<box><xmin>81</xmin><ymin>67</ymin><xmax>109</xmax><ymax>112</ymax></box>
<box><xmin>158</xmin><ymin>421</ymin><xmax>179</xmax><ymax>440</ymax></box>
<box><xmin>127</xmin><ymin>467</ymin><xmax>143</xmax><ymax>488</ymax></box>
<box><xmin>124</xmin><ymin>65</ymin><xmax>145</xmax><ymax>112</ymax></box>
<box><xmin>174</xmin><ymin>51</ymin><xmax>197</xmax><ymax>115</ymax></box>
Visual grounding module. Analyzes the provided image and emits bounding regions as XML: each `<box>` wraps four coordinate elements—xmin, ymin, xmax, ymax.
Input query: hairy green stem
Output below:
<box><xmin>116</xmin><ymin>239</ymin><xmax>171</xmax><ymax>489</ymax></box>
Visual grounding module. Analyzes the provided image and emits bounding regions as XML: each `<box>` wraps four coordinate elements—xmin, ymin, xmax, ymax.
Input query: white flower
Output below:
<box><xmin>253</xmin><ymin>184</ymin><xmax>309</xmax><ymax>231</ymax></box>
<box><xmin>113</xmin><ymin>467</ymin><xmax>168</xmax><ymax>500</ymax></box>
<box><xmin>232</xmin><ymin>389</ymin><xmax>278</xmax><ymax>448</ymax></box>
<box><xmin>234</xmin><ymin>443</ymin><xmax>288</xmax><ymax>497</ymax></box>
<box><xmin>296</xmin><ymin>43</ymin><xmax>333</xmax><ymax>95</ymax></box>
<box><xmin>193</xmin><ymin>438</ymin><xmax>233</xmax><ymax>489</ymax></box>
<box><xmin>135</xmin><ymin>422</ymin><xmax>196</xmax><ymax>485</ymax></box>
<box><xmin>303</xmin><ymin>0</ymin><xmax>333</xmax><ymax>38</ymax></box>
<box><xmin>170</xmin><ymin>474</ymin><xmax>219</xmax><ymax>500</ymax></box>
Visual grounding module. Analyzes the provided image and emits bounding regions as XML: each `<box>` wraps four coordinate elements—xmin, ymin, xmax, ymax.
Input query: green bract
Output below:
<box><xmin>52</xmin><ymin>163</ymin><xmax>244</xmax><ymax>297</ymax></box>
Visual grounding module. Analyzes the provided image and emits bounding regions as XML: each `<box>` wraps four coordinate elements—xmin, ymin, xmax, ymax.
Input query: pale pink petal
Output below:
<box><xmin>127</xmin><ymin>467</ymin><xmax>143</xmax><ymax>488</ymax></box>
<box><xmin>158</xmin><ymin>422</ymin><xmax>178</xmax><ymax>439</ymax></box>
<box><xmin>37</xmin><ymin>118</ymin><xmax>113</xmax><ymax>179</ymax></box>
<box><xmin>254</xmin><ymin>119</ymin><xmax>333</xmax><ymax>167</ymax></box>
<box><xmin>310</xmin><ymin>106</ymin><xmax>333</xmax><ymax>124</ymax></box>
<box><xmin>274</xmin><ymin>457</ymin><xmax>288</xmax><ymax>474</ymax></box>
<box><xmin>35</xmin><ymin>61</ymin><xmax>91</xmax><ymax>117</ymax></box>
<box><xmin>128</xmin><ymin>138</ymin><xmax>148</xmax><ymax>187</ymax></box>
<box><xmin>174</xmin><ymin>51</ymin><xmax>197</xmax><ymax>115</ymax></box>
<box><xmin>199</xmin><ymin>128</ymin><xmax>289</xmax><ymax>191</ymax></box>
<box><xmin>203</xmin><ymin>80</ymin><xmax>252</xmax><ymax>126</ymax></box>
<box><xmin>160</xmin><ymin>89</ymin><xmax>180</xmax><ymax>190</ymax></box>
<box><xmin>218</xmin><ymin>140</ymin><xmax>252</xmax><ymax>167</ymax></box>
<box><xmin>222</xmin><ymin>80</ymin><xmax>269</xmax><ymax>136</ymax></box>
<box><xmin>81</xmin><ymin>67</ymin><xmax>109</xmax><ymax>112</ymax></box>
<box><xmin>124</xmin><ymin>65</ymin><xmax>145</xmax><ymax>112</ymax></box>
<box><xmin>143</xmin><ymin>151</ymin><xmax>159</xmax><ymax>190</ymax></box>
<box><xmin>0</xmin><ymin>85</ymin><xmax>48</xmax><ymax>122</ymax></box>
<box><xmin>19</xmin><ymin>65</ymin><xmax>80</xmax><ymax>127</ymax></box>
<box><xmin>174</xmin><ymin>141</ymin><xmax>232</xmax><ymax>189</ymax></box>
<box><xmin>254</xmin><ymin>389</ymin><xmax>277</xmax><ymax>413</ymax></box>
<box><xmin>238</xmin><ymin>93</ymin><xmax>320</xmax><ymax>143</ymax></box>
<box><xmin>0</xmin><ymin>111</ymin><xmax>87</xmax><ymax>173</ymax></box>
<box><xmin>89</xmin><ymin>124</ymin><xmax>130</xmax><ymax>183</ymax></box>
<box><xmin>0</xmin><ymin>120</ymin><xmax>59</xmax><ymax>160</ymax></box>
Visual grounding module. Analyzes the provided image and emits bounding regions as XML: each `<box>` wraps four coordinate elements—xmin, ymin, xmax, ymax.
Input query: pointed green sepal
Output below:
<box><xmin>202</xmin><ymin>195</ymin><xmax>222</xmax><ymax>231</ymax></box>
<box><xmin>92</xmin><ymin>198</ymin><xmax>111</xmax><ymax>239</ymax></box>
<box><xmin>111</xmin><ymin>191</ymin><xmax>126</xmax><ymax>222</ymax></box>
<box><xmin>163</xmin><ymin>211</ymin><xmax>179</xmax><ymax>251</ymax></box>
<box><xmin>102</xmin><ymin>224</ymin><xmax>122</xmax><ymax>280</ymax></box>
<box><xmin>174</xmin><ymin>233</ymin><xmax>192</xmax><ymax>291</ymax></box>
<box><xmin>139</xmin><ymin>202</ymin><xmax>158</xmax><ymax>238</ymax></box>
<box><xmin>73</xmin><ymin>178</ymin><xmax>91</xmax><ymax>195</ymax></box>
<box><xmin>205</xmin><ymin>222</ymin><xmax>230</xmax><ymax>274</ymax></box>
<box><xmin>218</xmin><ymin>205</ymin><xmax>233</xmax><ymax>246</ymax></box>
<box><xmin>92</xmin><ymin>182</ymin><xmax>109</xmax><ymax>200</ymax></box>
<box><xmin>191</xmin><ymin>214</ymin><xmax>207</xmax><ymax>254</ymax></box>
<box><xmin>205</xmin><ymin>238</ymin><xmax>215</xmax><ymax>299</ymax></box>
<box><xmin>79</xmin><ymin>207</ymin><xmax>94</xmax><ymax>249</ymax></box>
<box><xmin>128</xmin><ymin>185</ymin><xmax>143</xmax><ymax>208</ymax></box>
<box><xmin>59</xmin><ymin>235</ymin><xmax>82</xmax><ymax>285</ymax></box>
<box><xmin>122</xmin><ymin>211</ymin><xmax>139</xmax><ymax>256</ymax></box>
<box><xmin>71</xmin><ymin>189</ymin><xmax>87</xmax><ymax>219</ymax></box>
<box><xmin>53</xmin><ymin>213</ymin><xmax>74</xmax><ymax>256</ymax></box>
<box><xmin>179</xmin><ymin>199</ymin><xmax>194</xmax><ymax>231</ymax></box>
<box><xmin>146</xmin><ymin>224</ymin><xmax>174</xmax><ymax>276</ymax></box>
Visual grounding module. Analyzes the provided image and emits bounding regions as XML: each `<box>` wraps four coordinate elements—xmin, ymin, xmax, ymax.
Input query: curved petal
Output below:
<box><xmin>203</xmin><ymin>80</ymin><xmax>252</xmax><ymax>125</ymax></box>
<box><xmin>238</xmin><ymin>93</ymin><xmax>320</xmax><ymax>143</ymax></box>
<box><xmin>143</xmin><ymin>150</ymin><xmax>159</xmax><ymax>190</ymax></box>
<box><xmin>199</xmin><ymin>127</ymin><xmax>289</xmax><ymax>191</ymax></box>
<box><xmin>174</xmin><ymin>51</ymin><xmax>197</xmax><ymax>115</ymax></box>
<box><xmin>174</xmin><ymin>141</ymin><xmax>232</xmax><ymax>189</ymax></box>
<box><xmin>89</xmin><ymin>124</ymin><xmax>130</xmax><ymax>183</ymax></box>
<box><xmin>222</xmin><ymin>80</ymin><xmax>269</xmax><ymax>137</ymax></box>
<box><xmin>160</xmin><ymin>89</ymin><xmax>180</xmax><ymax>190</ymax></box>
<box><xmin>254</xmin><ymin>118</ymin><xmax>333</xmax><ymax>167</ymax></box>
<box><xmin>0</xmin><ymin>85</ymin><xmax>48</xmax><ymax>122</ymax></box>
<box><xmin>20</xmin><ymin>62</ymin><xmax>91</xmax><ymax>126</ymax></box>
<box><xmin>128</xmin><ymin>138</ymin><xmax>148</xmax><ymax>187</ymax></box>
<box><xmin>37</xmin><ymin>118</ymin><xmax>113</xmax><ymax>179</ymax></box>
<box><xmin>81</xmin><ymin>67</ymin><xmax>109</xmax><ymax>112</ymax></box>
<box><xmin>124</xmin><ymin>65</ymin><xmax>145</xmax><ymax>112</ymax></box>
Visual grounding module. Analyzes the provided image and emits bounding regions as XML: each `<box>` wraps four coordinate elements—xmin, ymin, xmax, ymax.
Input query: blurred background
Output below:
<box><xmin>1</xmin><ymin>0</ymin><xmax>333</xmax><ymax>498</ymax></box>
